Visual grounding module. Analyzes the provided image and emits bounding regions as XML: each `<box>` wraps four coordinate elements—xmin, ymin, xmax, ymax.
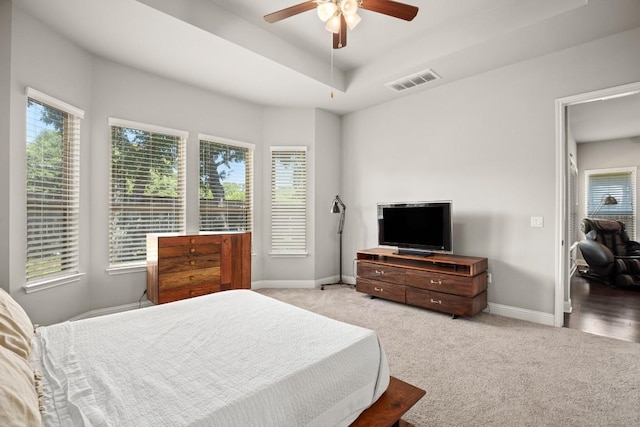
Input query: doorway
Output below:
<box><xmin>555</xmin><ymin>81</ymin><xmax>640</xmax><ymax>328</ymax></box>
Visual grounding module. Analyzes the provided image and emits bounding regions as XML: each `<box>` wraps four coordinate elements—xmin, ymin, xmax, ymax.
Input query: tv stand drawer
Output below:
<box><xmin>406</xmin><ymin>287</ymin><xmax>487</xmax><ymax>317</ymax></box>
<box><xmin>406</xmin><ymin>270</ymin><xmax>487</xmax><ymax>297</ymax></box>
<box><xmin>356</xmin><ymin>278</ymin><xmax>406</xmax><ymax>303</ymax></box>
<box><xmin>358</xmin><ymin>262</ymin><xmax>406</xmax><ymax>285</ymax></box>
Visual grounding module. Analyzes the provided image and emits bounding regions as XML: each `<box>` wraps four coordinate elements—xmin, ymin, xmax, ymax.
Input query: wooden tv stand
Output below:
<box><xmin>356</xmin><ymin>248</ymin><xmax>488</xmax><ymax>318</ymax></box>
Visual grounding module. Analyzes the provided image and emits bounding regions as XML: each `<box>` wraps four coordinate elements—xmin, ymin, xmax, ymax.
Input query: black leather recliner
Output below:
<box><xmin>578</xmin><ymin>218</ymin><xmax>640</xmax><ymax>288</ymax></box>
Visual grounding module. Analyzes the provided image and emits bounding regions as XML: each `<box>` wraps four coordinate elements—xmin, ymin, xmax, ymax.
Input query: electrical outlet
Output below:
<box><xmin>487</xmin><ymin>272</ymin><xmax>492</xmax><ymax>283</ymax></box>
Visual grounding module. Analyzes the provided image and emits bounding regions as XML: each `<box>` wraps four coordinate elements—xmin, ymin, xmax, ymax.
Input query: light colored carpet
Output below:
<box><xmin>256</xmin><ymin>287</ymin><xmax>640</xmax><ymax>427</ymax></box>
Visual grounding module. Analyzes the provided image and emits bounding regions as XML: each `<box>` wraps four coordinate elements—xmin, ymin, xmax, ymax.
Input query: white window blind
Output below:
<box><xmin>199</xmin><ymin>136</ymin><xmax>254</xmax><ymax>232</ymax></box>
<box><xmin>585</xmin><ymin>167</ymin><xmax>637</xmax><ymax>239</ymax></box>
<box><xmin>26</xmin><ymin>90</ymin><xmax>83</xmax><ymax>283</ymax></box>
<box><xmin>109</xmin><ymin>119</ymin><xmax>186</xmax><ymax>266</ymax></box>
<box><xmin>270</xmin><ymin>147</ymin><xmax>307</xmax><ymax>254</ymax></box>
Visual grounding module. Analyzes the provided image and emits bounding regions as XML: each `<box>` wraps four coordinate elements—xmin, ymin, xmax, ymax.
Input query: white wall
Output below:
<box><xmin>8</xmin><ymin>6</ymin><xmax>93</xmax><ymax>324</ymax></box>
<box><xmin>87</xmin><ymin>58</ymin><xmax>264</xmax><ymax>311</ymax></box>
<box><xmin>0</xmin><ymin>0</ymin><xmax>11</xmax><ymax>292</ymax></box>
<box><xmin>260</xmin><ymin>108</ymin><xmax>317</xmax><ymax>284</ymax></box>
<box><xmin>343</xmin><ymin>27</ymin><xmax>640</xmax><ymax>315</ymax></box>
<box><xmin>314</xmin><ymin>110</ymin><xmax>343</xmax><ymax>282</ymax></box>
<box><xmin>4</xmin><ymin>5</ymin><xmax>342</xmax><ymax>324</ymax></box>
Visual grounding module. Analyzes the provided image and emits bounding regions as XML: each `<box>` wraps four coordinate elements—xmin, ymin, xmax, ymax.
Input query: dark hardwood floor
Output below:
<box><xmin>564</xmin><ymin>272</ymin><xmax>640</xmax><ymax>343</ymax></box>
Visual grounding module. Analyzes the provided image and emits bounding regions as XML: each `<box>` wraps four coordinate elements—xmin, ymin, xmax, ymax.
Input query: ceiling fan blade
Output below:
<box><xmin>333</xmin><ymin>15</ymin><xmax>347</xmax><ymax>49</ymax></box>
<box><xmin>264</xmin><ymin>1</ymin><xmax>317</xmax><ymax>23</ymax></box>
<box><xmin>360</xmin><ymin>0</ymin><xmax>419</xmax><ymax>21</ymax></box>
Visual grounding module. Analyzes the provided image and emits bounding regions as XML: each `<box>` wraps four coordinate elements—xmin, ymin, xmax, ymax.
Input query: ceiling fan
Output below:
<box><xmin>264</xmin><ymin>0</ymin><xmax>419</xmax><ymax>49</ymax></box>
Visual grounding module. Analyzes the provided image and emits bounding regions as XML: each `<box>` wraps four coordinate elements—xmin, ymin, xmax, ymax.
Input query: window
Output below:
<box><xmin>25</xmin><ymin>88</ymin><xmax>83</xmax><ymax>284</ymax></box>
<box><xmin>270</xmin><ymin>147</ymin><xmax>307</xmax><ymax>255</ymax></box>
<box><xmin>585</xmin><ymin>167</ymin><xmax>637</xmax><ymax>239</ymax></box>
<box><xmin>109</xmin><ymin>119</ymin><xmax>186</xmax><ymax>266</ymax></box>
<box><xmin>199</xmin><ymin>136</ymin><xmax>254</xmax><ymax>232</ymax></box>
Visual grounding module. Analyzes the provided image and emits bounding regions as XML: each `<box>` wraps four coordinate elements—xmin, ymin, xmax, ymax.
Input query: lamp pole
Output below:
<box><xmin>322</xmin><ymin>195</ymin><xmax>346</xmax><ymax>290</ymax></box>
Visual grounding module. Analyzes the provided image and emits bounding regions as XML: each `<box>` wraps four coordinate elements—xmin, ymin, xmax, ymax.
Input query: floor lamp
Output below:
<box><xmin>322</xmin><ymin>195</ymin><xmax>346</xmax><ymax>290</ymax></box>
<box><xmin>591</xmin><ymin>194</ymin><xmax>618</xmax><ymax>216</ymax></box>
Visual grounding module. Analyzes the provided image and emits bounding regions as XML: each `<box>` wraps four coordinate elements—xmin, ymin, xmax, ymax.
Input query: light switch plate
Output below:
<box><xmin>530</xmin><ymin>216</ymin><xmax>544</xmax><ymax>227</ymax></box>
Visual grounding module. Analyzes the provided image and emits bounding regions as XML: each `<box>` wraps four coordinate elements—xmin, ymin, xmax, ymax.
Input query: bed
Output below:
<box><xmin>1</xmin><ymin>288</ymin><xmax>392</xmax><ymax>426</ymax></box>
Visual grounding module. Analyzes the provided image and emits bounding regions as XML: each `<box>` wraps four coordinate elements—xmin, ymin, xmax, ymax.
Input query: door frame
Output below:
<box><xmin>554</xmin><ymin>81</ymin><xmax>640</xmax><ymax>327</ymax></box>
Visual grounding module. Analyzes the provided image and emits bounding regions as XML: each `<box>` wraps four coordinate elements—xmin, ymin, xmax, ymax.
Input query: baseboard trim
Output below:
<box><xmin>487</xmin><ymin>302</ymin><xmax>555</xmax><ymax>326</ymax></box>
<box><xmin>69</xmin><ymin>300</ymin><xmax>154</xmax><ymax>321</ymax></box>
<box><xmin>252</xmin><ymin>276</ymin><xmax>356</xmax><ymax>290</ymax></box>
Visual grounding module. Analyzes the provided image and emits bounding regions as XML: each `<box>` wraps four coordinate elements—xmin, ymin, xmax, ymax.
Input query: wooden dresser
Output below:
<box><xmin>146</xmin><ymin>232</ymin><xmax>251</xmax><ymax>304</ymax></box>
<box><xmin>356</xmin><ymin>248</ymin><xmax>488</xmax><ymax>318</ymax></box>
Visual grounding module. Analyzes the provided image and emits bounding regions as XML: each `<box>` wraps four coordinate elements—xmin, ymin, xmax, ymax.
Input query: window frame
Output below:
<box><xmin>24</xmin><ymin>87</ymin><xmax>85</xmax><ymax>293</ymax></box>
<box><xmin>198</xmin><ymin>134</ymin><xmax>254</xmax><ymax>234</ymax></box>
<box><xmin>584</xmin><ymin>166</ymin><xmax>637</xmax><ymax>240</ymax></box>
<box><xmin>108</xmin><ymin>118</ymin><xmax>187</xmax><ymax>270</ymax></box>
<box><xmin>269</xmin><ymin>146</ymin><xmax>308</xmax><ymax>257</ymax></box>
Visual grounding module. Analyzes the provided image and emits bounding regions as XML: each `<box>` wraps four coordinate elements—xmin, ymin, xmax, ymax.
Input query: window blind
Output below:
<box><xmin>199</xmin><ymin>136</ymin><xmax>254</xmax><ymax>232</ymax></box>
<box><xmin>109</xmin><ymin>119</ymin><xmax>186</xmax><ymax>266</ymax></box>
<box><xmin>270</xmin><ymin>147</ymin><xmax>307</xmax><ymax>254</ymax></box>
<box><xmin>585</xmin><ymin>168</ymin><xmax>637</xmax><ymax>239</ymax></box>
<box><xmin>26</xmin><ymin>93</ymin><xmax>82</xmax><ymax>283</ymax></box>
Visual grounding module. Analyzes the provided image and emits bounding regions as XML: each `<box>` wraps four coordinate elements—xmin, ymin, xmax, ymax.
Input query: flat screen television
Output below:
<box><xmin>377</xmin><ymin>201</ymin><xmax>452</xmax><ymax>256</ymax></box>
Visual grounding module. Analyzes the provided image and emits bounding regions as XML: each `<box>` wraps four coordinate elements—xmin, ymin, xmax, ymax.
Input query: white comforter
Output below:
<box><xmin>33</xmin><ymin>290</ymin><xmax>389</xmax><ymax>426</ymax></box>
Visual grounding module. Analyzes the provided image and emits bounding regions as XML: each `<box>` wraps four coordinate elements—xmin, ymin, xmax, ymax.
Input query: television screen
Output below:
<box><xmin>377</xmin><ymin>201</ymin><xmax>452</xmax><ymax>256</ymax></box>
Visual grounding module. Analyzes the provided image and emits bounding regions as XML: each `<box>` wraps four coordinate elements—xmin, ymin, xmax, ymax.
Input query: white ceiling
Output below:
<box><xmin>11</xmin><ymin>0</ymin><xmax>640</xmax><ymax>115</ymax></box>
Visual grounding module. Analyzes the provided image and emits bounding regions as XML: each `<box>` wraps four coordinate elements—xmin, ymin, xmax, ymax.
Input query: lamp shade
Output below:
<box><xmin>317</xmin><ymin>2</ymin><xmax>338</xmax><ymax>22</ymax></box>
<box><xmin>603</xmin><ymin>195</ymin><xmax>618</xmax><ymax>205</ymax></box>
<box><xmin>340</xmin><ymin>0</ymin><xmax>359</xmax><ymax>16</ymax></box>
<box><xmin>345</xmin><ymin>13</ymin><xmax>361</xmax><ymax>30</ymax></box>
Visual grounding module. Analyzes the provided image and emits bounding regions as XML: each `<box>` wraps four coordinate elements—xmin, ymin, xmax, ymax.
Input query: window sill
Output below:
<box><xmin>106</xmin><ymin>263</ymin><xmax>147</xmax><ymax>275</ymax></box>
<box><xmin>269</xmin><ymin>252</ymin><xmax>309</xmax><ymax>258</ymax></box>
<box><xmin>23</xmin><ymin>272</ymin><xmax>86</xmax><ymax>294</ymax></box>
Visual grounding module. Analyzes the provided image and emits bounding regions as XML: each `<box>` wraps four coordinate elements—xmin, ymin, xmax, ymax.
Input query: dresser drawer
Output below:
<box><xmin>158</xmin><ymin>243</ymin><xmax>221</xmax><ymax>259</ymax></box>
<box><xmin>356</xmin><ymin>278</ymin><xmax>406</xmax><ymax>303</ymax></box>
<box><xmin>157</xmin><ymin>282</ymin><xmax>220</xmax><ymax>304</ymax></box>
<box><xmin>158</xmin><ymin>267</ymin><xmax>222</xmax><ymax>303</ymax></box>
<box><xmin>159</xmin><ymin>267</ymin><xmax>221</xmax><ymax>288</ymax></box>
<box><xmin>406</xmin><ymin>287</ymin><xmax>487</xmax><ymax>317</ymax></box>
<box><xmin>158</xmin><ymin>234</ymin><xmax>223</xmax><ymax>247</ymax></box>
<box><xmin>358</xmin><ymin>262</ymin><xmax>406</xmax><ymax>285</ymax></box>
<box><xmin>158</xmin><ymin>250</ymin><xmax>221</xmax><ymax>274</ymax></box>
<box><xmin>406</xmin><ymin>270</ymin><xmax>487</xmax><ymax>297</ymax></box>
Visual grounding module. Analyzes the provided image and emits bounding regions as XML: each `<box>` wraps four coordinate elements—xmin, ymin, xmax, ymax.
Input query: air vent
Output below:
<box><xmin>385</xmin><ymin>69</ymin><xmax>441</xmax><ymax>92</ymax></box>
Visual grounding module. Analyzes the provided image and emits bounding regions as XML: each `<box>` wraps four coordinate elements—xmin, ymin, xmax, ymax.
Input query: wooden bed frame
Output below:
<box><xmin>350</xmin><ymin>376</ymin><xmax>425</xmax><ymax>427</ymax></box>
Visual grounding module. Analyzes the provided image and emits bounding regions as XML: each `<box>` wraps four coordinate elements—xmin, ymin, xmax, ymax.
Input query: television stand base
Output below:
<box><xmin>395</xmin><ymin>249</ymin><xmax>434</xmax><ymax>257</ymax></box>
<box><xmin>356</xmin><ymin>248</ymin><xmax>488</xmax><ymax>318</ymax></box>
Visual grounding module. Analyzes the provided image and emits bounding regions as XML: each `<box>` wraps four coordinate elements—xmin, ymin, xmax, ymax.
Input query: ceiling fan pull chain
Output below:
<box><xmin>330</xmin><ymin>33</ymin><xmax>334</xmax><ymax>99</ymax></box>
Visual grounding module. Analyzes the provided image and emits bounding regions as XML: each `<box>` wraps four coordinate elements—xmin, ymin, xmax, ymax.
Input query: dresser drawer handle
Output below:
<box><xmin>430</xmin><ymin>279</ymin><xmax>442</xmax><ymax>285</ymax></box>
<box><xmin>189</xmin><ymin>260</ymin><xmax>196</xmax><ymax>266</ymax></box>
<box><xmin>190</xmin><ymin>248</ymin><xmax>196</xmax><ymax>253</ymax></box>
<box><xmin>375</xmin><ymin>270</ymin><xmax>384</xmax><ymax>275</ymax></box>
<box><xmin>190</xmin><ymin>238</ymin><xmax>196</xmax><ymax>244</ymax></box>
<box><xmin>430</xmin><ymin>298</ymin><xmax>442</xmax><ymax>304</ymax></box>
<box><xmin>189</xmin><ymin>275</ymin><xmax>195</xmax><ymax>281</ymax></box>
<box><xmin>374</xmin><ymin>287</ymin><xmax>384</xmax><ymax>292</ymax></box>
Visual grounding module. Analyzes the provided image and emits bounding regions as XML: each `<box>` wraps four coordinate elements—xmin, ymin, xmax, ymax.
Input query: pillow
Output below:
<box><xmin>0</xmin><ymin>345</ymin><xmax>42</xmax><ymax>427</ymax></box>
<box><xmin>0</xmin><ymin>288</ymin><xmax>34</xmax><ymax>360</ymax></box>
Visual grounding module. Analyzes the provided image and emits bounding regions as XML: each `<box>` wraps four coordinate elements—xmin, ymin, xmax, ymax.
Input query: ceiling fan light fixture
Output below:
<box><xmin>317</xmin><ymin>2</ymin><xmax>338</xmax><ymax>22</ymax></box>
<box><xmin>345</xmin><ymin>13</ymin><xmax>361</xmax><ymax>30</ymax></box>
<box><xmin>340</xmin><ymin>0</ymin><xmax>358</xmax><ymax>16</ymax></box>
<box><xmin>326</xmin><ymin>14</ymin><xmax>342</xmax><ymax>33</ymax></box>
